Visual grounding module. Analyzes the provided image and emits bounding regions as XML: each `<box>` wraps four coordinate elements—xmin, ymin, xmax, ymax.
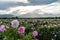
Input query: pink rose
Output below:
<box><xmin>0</xmin><ymin>25</ymin><xmax>6</xmax><ymax>32</ymax></box>
<box><xmin>11</xmin><ymin>20</ymin><xmax>19</xmax><ymax>28</ymax></box>
<box><xmin>33</xmin><ymin>31</ymin><xmax>38</xmax><ymax>37</ymax></box>
<box><xmin>18</xmin><ymin>26</ymin><xmax>25</xmax><ymax>33</ymax></box>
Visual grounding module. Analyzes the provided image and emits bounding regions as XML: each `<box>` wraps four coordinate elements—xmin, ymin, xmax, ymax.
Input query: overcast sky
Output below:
<box><xmin>0</xmin><ymin>0</ymin><xmax>60</xmax><ymax>16</ymax></box>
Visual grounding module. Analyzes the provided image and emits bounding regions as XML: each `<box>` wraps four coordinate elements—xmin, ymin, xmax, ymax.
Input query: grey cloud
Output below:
<box><xmin>0</xmin><ymin>14</ymin><xmax>15</xmax><ymax>18</ymax></box>
<box><xmin>28</xmin><ymin>0</ymin><xmax>57</xmax><ymax>5</ymax></box>
<box><xmin>0</xmin><ymin>2</ymin><xmax>29</xmax><ymax>10</ymax></box>
<box><xmin>18</xmin><ymin>13</ymin><xmax>60</xmax><ymax>18</ymax></box>
<box><xmin>0</xmin><ymin>0</ymin><xmax>58</xmax><ymax>10</ymax></box>
<box><xmin>0</xmin><ymin>2</ymin><xmax>19</xmax><ymax>10</ymax></box>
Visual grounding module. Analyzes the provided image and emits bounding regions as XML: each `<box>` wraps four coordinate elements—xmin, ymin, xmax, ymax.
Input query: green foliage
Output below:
<box><xmin>0</xmin><ymin>19</ymin><xmax>60</xmax><ymax>40</ymax></box>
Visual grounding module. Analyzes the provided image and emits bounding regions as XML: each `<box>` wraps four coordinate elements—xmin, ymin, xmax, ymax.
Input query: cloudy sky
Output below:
<box><xmin>0</xmin><ymin>0</ymin><xmax>60</xmax><ymax>17</ymax></box>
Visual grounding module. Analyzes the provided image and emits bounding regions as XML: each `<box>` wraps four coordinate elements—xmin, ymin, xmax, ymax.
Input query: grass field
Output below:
<box><xmin>0</xmin><ymin>18</ymin><xmax>60</xmax><ymax>40</ymax></box>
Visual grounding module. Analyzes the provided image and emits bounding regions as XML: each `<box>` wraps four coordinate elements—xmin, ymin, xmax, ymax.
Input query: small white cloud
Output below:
<box><xmin>41</xmin><ymin>2</ymin><xmax>60</xmax><ymax>14</ymax></box>
<box><xmin>16</xmin><ymin>0</ymin><xmax>29</xmax><ymax>3</ymax></box>
<box><xmin>0</xmin><ymin>0</ymin><xmax>29</xmax><ymax>3</ymax></box>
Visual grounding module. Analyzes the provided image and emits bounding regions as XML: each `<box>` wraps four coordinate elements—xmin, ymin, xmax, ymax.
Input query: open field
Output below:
<box><xmin>0</xmin><ymin>18</ymin><xmax>60</xmax><ymax>40</ymax></box>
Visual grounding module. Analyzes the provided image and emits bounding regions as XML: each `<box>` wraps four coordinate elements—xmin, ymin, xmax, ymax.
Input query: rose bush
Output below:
<box><xmin>0</xmin><ymin>19</ymin><xmax>60</xmax><ymax>40</ymax></box>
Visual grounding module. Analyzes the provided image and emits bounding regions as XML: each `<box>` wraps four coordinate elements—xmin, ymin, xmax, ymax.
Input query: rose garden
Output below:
<box><xmin>0</xmin><ymin>19</ymin><xmax>60</xmax><ymax>40</ymax></box>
